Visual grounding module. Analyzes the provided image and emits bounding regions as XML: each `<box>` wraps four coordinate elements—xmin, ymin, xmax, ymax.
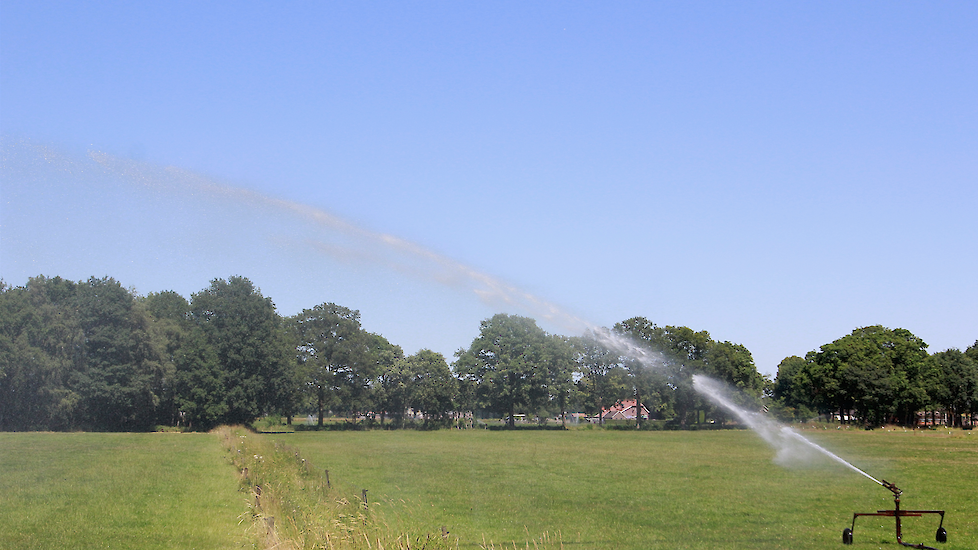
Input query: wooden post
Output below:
<box><xmin>325</xmin><ymin>469</ymin><xmax>330</xmax><ymax>489</ymax></box>
<box><xmin>361</xmin><ymin>489</ymin><xmax>368</xmax><ymax>509</ymax></box>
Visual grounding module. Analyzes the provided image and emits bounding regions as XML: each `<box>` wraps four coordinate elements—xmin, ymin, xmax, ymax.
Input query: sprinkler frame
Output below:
<box><xmin>843</xmin><ymin>480</ymin><xmax>947</xmax><ymax>549</ymax></box>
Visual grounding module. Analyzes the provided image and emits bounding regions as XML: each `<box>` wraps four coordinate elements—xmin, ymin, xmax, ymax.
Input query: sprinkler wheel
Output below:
<box><xmin>936</xmin><ymin>527</ymin><xmax>947</xmax><ymax>543</ymax></box>
<box><xmin>842</xmin><ymin>528</ymin><xmax>853</xmax><ymax>544</ymax></box>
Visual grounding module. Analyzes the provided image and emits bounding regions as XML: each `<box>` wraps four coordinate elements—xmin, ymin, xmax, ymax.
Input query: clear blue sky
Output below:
<box><xmin>2</xmin><ymin>2</ymin><xmax>975</xmax><ymax>376</ymax></box>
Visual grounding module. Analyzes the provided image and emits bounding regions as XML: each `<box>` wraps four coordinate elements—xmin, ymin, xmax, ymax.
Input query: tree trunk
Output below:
<box><xmin>560</xmin><ymin>391</ymin><xmax>567</xmax><ymax>429</ymax></box>
<box><xmin>635</xmin><ymin>390</ymin><xmax>642</xmax><ymax>430</ymax></box>
<box><xmin>317</xmin><ymin>384</ymin><xmax>325</xmax><ymax>427</ymax></box>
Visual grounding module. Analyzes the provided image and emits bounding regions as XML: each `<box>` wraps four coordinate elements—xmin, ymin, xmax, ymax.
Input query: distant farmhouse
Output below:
<box><xmin>600</xmin><ymin>399</ymin><xmax>651</xmax><ymax>421</ymax></box>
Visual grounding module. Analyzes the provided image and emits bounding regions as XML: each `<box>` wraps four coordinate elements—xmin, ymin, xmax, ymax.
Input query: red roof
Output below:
<box><xmin>601</xmin><ymin>399</ymin><xmax>650</xmax><ymax>420</ymax></box>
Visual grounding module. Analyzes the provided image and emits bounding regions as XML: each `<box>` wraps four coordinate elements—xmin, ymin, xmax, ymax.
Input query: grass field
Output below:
<box><xmin>0</xmin><ymin>432</ymin><xmax>247</xmax><ymax>550</ymax></box>
<box><xmin>1</xmin><ymin>427</ymin><xmax>974</xmax><ymax>550</ymax></box>
<box><xmin>267</xmin><ymin>427</ymin><xmax>978</xmax><ymax>550</ymax></box>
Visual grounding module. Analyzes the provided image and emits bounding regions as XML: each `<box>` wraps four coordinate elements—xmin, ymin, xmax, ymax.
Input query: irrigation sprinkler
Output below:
<box><xmin>842</xmin><ymin>480</ymin><xmax>947</xmax><ymax>548</ymax></box>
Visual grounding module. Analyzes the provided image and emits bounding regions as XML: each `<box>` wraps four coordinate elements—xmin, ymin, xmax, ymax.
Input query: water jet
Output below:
<box><xmin>691</xmin><ymin>374</ymin><xmax>950</xmax><ymax>548</ymax></box>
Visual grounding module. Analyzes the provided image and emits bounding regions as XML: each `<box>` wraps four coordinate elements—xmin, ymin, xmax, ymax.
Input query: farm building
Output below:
<box><xmin>601</xmin><ymin>400</ymin><xmax>651</xmax><ymax>421</ymax></box>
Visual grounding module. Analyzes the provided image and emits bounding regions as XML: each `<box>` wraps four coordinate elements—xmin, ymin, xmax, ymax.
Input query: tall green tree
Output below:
<box><xmin>614</xmin><ymin>318</ymin><xmax>710</xmax><ymax>427</ymax></box>
<box><xmin>172</xmin><ymin>325</ymin><xmax>227</xmax><ymax>429</ymax></box>
<box><xmin>402</xmin><ymin>349</ymin><xmax>458</xmax><ymax>425</ymax></box>
<box><xmin>966</xmin><ymin>341</ymin><xmax>978</xmax><ymax>424</ymax></box>
<box><xmin>706</xmin><ymin>341</ymin><xmax>764</xmax><ymax>396</ymax></box>
<box><xmin>808</xmin><ymin>326</ymin><xmax>929</xmax><ymax>426</ymax></box>
<box><xmin>2</xmin><ymin>276</ymin><xmax>168</xmax><ymax>431</ymax></box>
<box><xmin>144</xmin><ymin>290</ymin><xmax>229</xmax><ymax>430</ymax></box>
<box><xmin>71</xmin><ymin>277</ymin><xmax>164</xmax><ymax>431</ymax></box>
<box><xmin>966</xmin><ymin>341</ymin><xmax>978</xmax><ymax>363</ymax></box>
<box><xmin>545</xmin><ymin>334</ymin><xmax>578</xmax><ymax>426</ymax></box>
<box><xmin>0</xmin><ymin>277</ymin><xmax>83</xmax><ymax>430</ymax></box>
<box><xmin>351</xmin><ymin>332</ymin><xmax>402</xmax><ymax>421</ymax></box>
<box><xmin>930</xmin><ymin>349</ymin><xmax>978</xmax><ymax>427</ymax></box>
<box><xmin>366</xmin><ymin>333</ymin><xmax>408</xmax><ymax>425</ymax></box>
<box><xmin>375</xmin><ymin>353</ymin><xmax>411</xmax><ymax>426</ymax></box>
<box><xmin>142</xmin><ymin>290</ymin><xmax>186</xmax><ymax>426</ymax></box>
<box><xmin>573</xmin><ymin>331</ymin><xmax>630</xmax><ymax>425</ymax></box>
<box><xmin>190</xmin><ymin>276</ymin><xmax>291</xmax><ymax>425</ymax></box>
<box><xmin>287</xmin><ymin>302</ymin><xmax>365</xmax><ymax>426</ymax></box>
<box><xmin>455</xmin><ymin>314</ymin><xmax>553</xmax><ymax>427</ymax></box>
<box><xmin>771</xmin><ymin>355</ymin><xmax>817</xmax><ymax>421</ymax></box>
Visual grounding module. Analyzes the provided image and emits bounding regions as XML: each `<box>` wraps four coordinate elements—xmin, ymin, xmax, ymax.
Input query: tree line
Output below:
<box><xmin>0</xmin><ymin>274</ymin><xmax>459</xmax><ymax>431</ymax></box>
<box><xmin>772</xmin><ymin>326</ymin><xmax>978</xmax><ymax>427</ymax></box>
<box><xmin>1</xmin><ymin>274</ymin><xmax>974</xmax><ymax>431</ymax></box>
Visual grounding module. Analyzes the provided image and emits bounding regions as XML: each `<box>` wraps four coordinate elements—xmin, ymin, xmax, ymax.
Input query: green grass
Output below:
<box><xmin>267</xmin><ymin>427</ymin><xmax>978</xmax><ymax>550</ymax></box>
<box><xmin>1</xmin><ymin>427</ymin><xmax>974</xmax><ymax>550</ymax></box>
<box><xmin>0</xmin><ymin>432</ymin><xmax>248</xmax><ymax>550</ymax></box>
<box><xmin>217</xmin><ymin>425</ymin><xmax>454</xmax><ymax>549</ymax></box>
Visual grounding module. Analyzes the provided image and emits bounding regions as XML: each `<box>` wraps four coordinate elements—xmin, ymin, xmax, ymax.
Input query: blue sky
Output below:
<box><xmin>2</xmin><ymin>2</ymin><xmax>975</xmax><ymax>376</ymax></box>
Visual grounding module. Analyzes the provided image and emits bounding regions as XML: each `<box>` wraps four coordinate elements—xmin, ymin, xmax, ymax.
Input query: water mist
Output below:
<box><xmin>692</xmin><ymin>374</ymin><xmax>883</xmax><ymax>485</ymax></box>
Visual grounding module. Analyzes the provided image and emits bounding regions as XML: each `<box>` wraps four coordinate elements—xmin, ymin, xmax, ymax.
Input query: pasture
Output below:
<box><xmin>0</xmin><ymin>432</ymin><xmax>247</xmax><ymax>550</ymax></box>
<box><xmin>1</xmin><ymin>427</ymin><xmax>975</xmax><ymax>550</ymax></box>
<box><xmin>268</xmin><ymin>427</ymin><xmax>978</xmax><ymax>550</ymax></box>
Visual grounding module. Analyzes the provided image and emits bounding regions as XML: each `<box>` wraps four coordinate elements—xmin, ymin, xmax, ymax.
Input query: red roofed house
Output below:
<box><xmin>601</xmin><ymin>399</ymin><xmax>650</xmax><ymax>421</ymax></box>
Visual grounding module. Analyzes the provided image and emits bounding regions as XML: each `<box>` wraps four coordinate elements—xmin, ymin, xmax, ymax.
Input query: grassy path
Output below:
<box><xmin>0</xmin><ymin>432</ymin><xmax>248</xmax><ymax>550</ymax></box>
<box><xmin>269</xmin><ymin>427</ymin><xmax>977</xmax><ymax>550</ymax></box>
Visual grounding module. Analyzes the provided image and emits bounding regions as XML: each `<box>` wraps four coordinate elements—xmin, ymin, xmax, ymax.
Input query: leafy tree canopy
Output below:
<box><xmin>455</xmin><ymin>313</ymin><xmax>559</xmax><ymax>426</ymax></box>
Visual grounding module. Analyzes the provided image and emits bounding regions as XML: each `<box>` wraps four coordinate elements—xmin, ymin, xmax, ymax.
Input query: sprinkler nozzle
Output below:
<box><xmin>881</xmin><ymin>480</ymin><xmax>902</xmax><ymax>496</ymax></box>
